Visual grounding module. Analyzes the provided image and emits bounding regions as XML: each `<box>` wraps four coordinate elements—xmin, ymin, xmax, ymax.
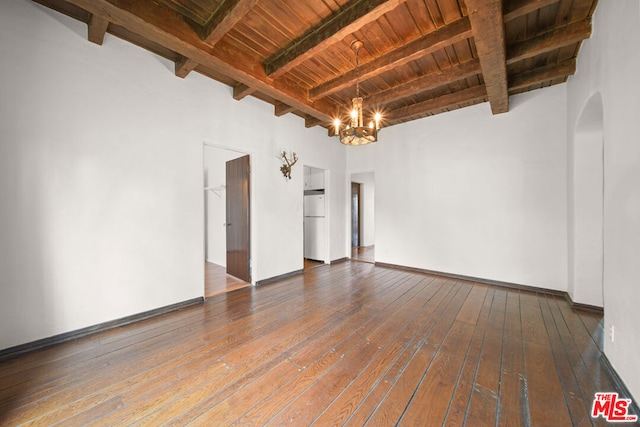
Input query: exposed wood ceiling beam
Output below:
<box><xmin>175</xmin><ymin>56</ymin><xmax>198</xmax><ymax>78</ymax></box>
<box><xmin>264</xmin><ymin>0</ymin><xmax>409</xmax><ymax>78</ymax></box>
<box><xmin>367</xmin><ymin>58</ymin><xmax>481</xmax><ymax>107</ymax></box>
<box><xmin>507</xmin><ymin>18</ymin><xmax>591</xmax><ymax>64</ymax></box>
<box><xmin>233</xmin><ymin>83</ymin><xmax>254</xmax><ymax>100</ymax></box>
<box><xmin>508</xmin><ymin>58</ymin><xmax>576</xmax><ymax>91</ymax></box>
<box><xmin>88</xmin><ymin>14</ymin><xmax>109</xmax><ymax>45</ymax></box>
<box><xmin>309</xmin><ymin>16</ymin><xmax>472</xmax><ymax>101</ymax></box>
<box><xmin>275</xmin><ymin>102</ymin><xmax>296</xmax><ymax>117</ymax></box>
<box><xmin>63</xmin><ymin>0</ymin><xmax>335</xmax><ymax>123</ymax></box>
<box><xmin>504</xmin><ymin>0</ymin><xmax>559</xmax><ymax>23</ymax></box>
<box><xmin>384</xmin><ymin>59</ymin><xmax>576</xmax><ymax>124</ymax></box>
<box><xmin>33</xmin><ymin>0</ymin><xmax>596</xmax><ymax>132</ymax></box>
<box><xmin>175</xmin><ymin>0</ymin><xmax>258</xmax><ymax>78</ymax></box>
<box><xmin>466</xmin><ymin>0</ymin><xmax>509</xmax><ymax>114</ymax></box>
<box><xmin>305</xmin><ymin>116</ymin><xmax>323</xmax><ymax>128</ymax></box>
<box><xmin>386</xmin><ymin>85</ymin><xmax>487</xmax><ymax>124</ymax></box>
<box><xmin>201</xmin><ymin>0</ymin><xmax>258</xmax><ymax>44</ymax></box>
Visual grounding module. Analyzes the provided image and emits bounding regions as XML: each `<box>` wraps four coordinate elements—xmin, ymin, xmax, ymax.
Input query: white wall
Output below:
<box><xmin>0</xmin><ymin>0</ymin><xmax>348</xmax><ymax>350</ymax></box>
<box><xmin>348</xmin><ymin>86</ymin><xmax>568</xmax><ymax>290</ymax></box>
<box><xmin>567</xmin><ymin>0</ymin><xmax>640</xmax><ymax>400</ymax></box>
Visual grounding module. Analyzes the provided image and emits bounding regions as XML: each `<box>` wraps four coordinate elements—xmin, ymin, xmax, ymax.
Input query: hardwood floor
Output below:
<box><xmin>304</xmin><ymin>258</ymin><xmax>324</xmax><ymax>271</ymax></box>
<box><xmin>205</xmin><ymin>261</ymin><xmax>250</xmax><ymax>298</ymax></box>
<box><xmin>0</xmin><ymin>262</ymin><xmax>631</xmax><ymax>426</ymax></box>
<box><xmin>351</xmin><ymin>245</ymin><xmax>374</xmax><ymax>263</ymax></box>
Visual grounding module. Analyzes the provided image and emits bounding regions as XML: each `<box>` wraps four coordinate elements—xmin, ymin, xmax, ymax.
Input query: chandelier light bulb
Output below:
<box><xmin>374</xmin><ymin>112</ymin><xmax>381</xmax><ymax>130</ymax></box>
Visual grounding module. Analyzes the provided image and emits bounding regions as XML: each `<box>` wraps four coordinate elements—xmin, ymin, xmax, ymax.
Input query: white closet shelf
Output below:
<box><xmin>204</xmin><ymin>185</ymin><xmax>226</xmax><ymax>197</ymax></box>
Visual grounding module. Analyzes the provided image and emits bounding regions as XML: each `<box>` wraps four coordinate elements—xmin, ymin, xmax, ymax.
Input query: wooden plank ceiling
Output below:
<box><xmin>34</xmin><ymin>0</ymin><xmax>597</xmax><ymax>132</ymax></box>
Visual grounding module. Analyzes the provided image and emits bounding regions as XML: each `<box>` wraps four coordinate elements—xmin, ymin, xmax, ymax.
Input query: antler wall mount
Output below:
<box><xmin>279</xmin><ymin>151</ymin><xmax>298</xmax><ymax>179</ymax></box>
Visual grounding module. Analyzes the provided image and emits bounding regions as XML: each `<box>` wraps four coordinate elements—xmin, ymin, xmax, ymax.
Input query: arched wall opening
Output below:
<box><xmin>568</xmin><ymin>92</ymin><xmax>604</xmax><ymax>308</ymax></box>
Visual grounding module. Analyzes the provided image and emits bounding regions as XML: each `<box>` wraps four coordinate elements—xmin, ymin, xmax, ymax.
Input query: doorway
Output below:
<box><xmin>351</xmin><ymin>172</ymin><xmax>375</xmax><ymax>263</ymax></box>
<box><xmin>351</xmin><ymin>182</ymin><xmax>361</xmax><ymax>248</ymax></box>
<box><xmin>303</xmin><ymin>166</ymin><xmax>327</xmax><ymax>271</ymax></box>
<box><xmin>569</xmin><ymin>93</ymin><xmax>604</xmax><ymax>308</ymax></box>
<box><xmin>203</xmin><ymin>144</ymin><xmax>252</xmax><ymax>297</ymax></box>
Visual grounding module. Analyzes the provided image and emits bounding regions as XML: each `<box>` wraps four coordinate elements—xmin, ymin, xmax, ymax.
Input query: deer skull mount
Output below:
<box><xmin>280</xmin><ymin>151</ymin><xmax>298</xmax><ymax>180</ymax></box>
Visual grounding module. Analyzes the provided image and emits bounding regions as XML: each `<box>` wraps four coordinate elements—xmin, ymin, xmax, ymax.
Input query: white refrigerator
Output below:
<box><xmin>304</xmin><ymin>194</ymin><xmax>326</xmax><ymax>262</ymax></box>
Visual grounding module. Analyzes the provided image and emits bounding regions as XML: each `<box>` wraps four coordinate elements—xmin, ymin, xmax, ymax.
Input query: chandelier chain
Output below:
<box><xmin>355</xmin><ymin>44</ymin><xmax>360</xmax><ymax>98</ymax></box>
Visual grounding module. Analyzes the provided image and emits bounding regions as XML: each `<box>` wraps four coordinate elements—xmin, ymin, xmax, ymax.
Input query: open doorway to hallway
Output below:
<box><xmin>203</xmin><ymin>143</ymin><xmax>252</xmax><ymax>297</ymax></box>
<box><xmin>351</xmin><ymin>172</ymin><xmax>375</xmax><ymax>264</ymax></box>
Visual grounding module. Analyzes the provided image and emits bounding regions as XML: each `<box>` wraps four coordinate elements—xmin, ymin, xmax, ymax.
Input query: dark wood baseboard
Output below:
<box><xmin>600</xmin><ymin>353</ymin><xmax>640</xmax><ymax>417</ymax></box>
<box><xmin>260</xmin><ymin>258</ymin><xmax>346</xmax><ymax>286</ymax></box>
<box><xmin>255</xmin><ymin>269</ymin><xmax>303</xmax><ymax>286</ymax></box>
<box><xmin>375</xmin><ymin>262</ymin><xmax>566</xmax><ymax>297</ymax></box>
<box><xmin>0</xmin><ymin>297</ymin><xmax>204</xmax><ymax>362</ymax></box>
<box><xmin>565</xmin><ymin>294</ymin><xmax>604</xmax><ymax>314</ymax></box>
<box><xmin>375</xmin><ymin>260</ymin><xmax>604</xmax><ymax>309</ymax></box>
<box><xmin>376</xmin><ymin>262</ymin><xmax>606</xmax><ymax>315</ymax></box>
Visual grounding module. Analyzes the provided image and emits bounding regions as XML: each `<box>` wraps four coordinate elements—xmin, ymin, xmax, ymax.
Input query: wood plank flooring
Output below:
<box><xmin>303</xmin><ymin>258</ymin><xmax>324</xmax><ymax>271</ymax></box>
<box><xmin>205</xmin><ymin>261</ymin><xmax>250</xmax><ymax>298</ymax></box>
<box><xmin>351</xmin><ymin>245</ymin><xmax>374</xmax><ymax>263</ymax></box>
<box><xmin>0</xmin><ymin>262</ymin><xmax>633</xmax><ymax>426</ymax></box>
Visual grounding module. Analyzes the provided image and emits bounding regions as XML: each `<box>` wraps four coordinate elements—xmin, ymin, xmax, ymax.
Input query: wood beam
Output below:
<box><xmin>386</xmin><ymin>85</ymin><xmax>487</xmax><ymax>124</ymax></box>
<box><xmin>63</xmin><ymin>0</ymin><xmax>334</xmax><ymax>123</ymax></box>
<box><xmin>466</xmin><ymin>0</ymin><xmax>509</xmax><ymax>114</ymax></box>
<box><xmin>379</xmin><ymin>60</ymin><xmax>577</xmax><ymax>126</ymax></box>
<box><xmin>504</xmin><ymin>0</ymin><xmax>559</xmax><ymax>23</ymax></box>
<box><xmin>507</xmin><ymin>18</ymin><xmax>591</xmax><ymax>65</ymax></box>
<box><xmin>367</xmin><ymin>58</ymin><xmax>481</xmax><ymax>107</ymax></box>
<box><xmin>275</xmin><ymin>102</ymin><xmax>296</xmax><ymax>117</ymax></box>
<box><xmin>508</xmin><ymin>59</ymin><xmax>576</xmax><ymax>91</ymax></box>
<box><xmin>201</xmin><ymin>0</ymin><xmax>258</xmax><ymax>44</ymax></box>
<box><xmin>309</xmin><ymin>16</ymin><xmax>472</xmax><ymax>101</ymax></box>
<box><xmin>176</xmin><ymin>0</ymin><xmax>258</xmax><ymax>78</ymax></box>
<box><xmin>88</xmin><ymin>14</ymin><xmax>109</xmax><ymax>45</ymax></box>
<box><xmin>264</xmin><ymin>0</ymin><xmax>409</xmax><ymax>78</ymax></box>
<box><xmin>305</xmin><ymin>116</ymin><xmax>323</xmax><ymax>128</ymax></box>
<box><xmin>233</xmin><ymin>83</ymin><xmax>254</xmax><ymax>100</ymax></box>
<box><xmin>175</xmin><ymin>56</ymin><xmax>198</xmax><ymax>78</ymax></box>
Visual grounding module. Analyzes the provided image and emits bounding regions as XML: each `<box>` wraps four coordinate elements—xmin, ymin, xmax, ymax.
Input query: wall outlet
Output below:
<box><xmin>609</xmin><ymin>325</ymin><xmax>615</xmax><ymax>342</ymax></box>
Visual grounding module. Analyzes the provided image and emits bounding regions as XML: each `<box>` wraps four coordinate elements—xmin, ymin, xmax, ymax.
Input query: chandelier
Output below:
<box><xmin>333</xmin><ymin>40</ymin><xmax>381</xmax><ymax>146</ymax></box>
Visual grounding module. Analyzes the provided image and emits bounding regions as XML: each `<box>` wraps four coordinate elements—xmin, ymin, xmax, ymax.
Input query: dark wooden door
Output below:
<box><xmin>226</xmin><ymin>155</ymin><xmax>250</xmax><ymax>282</ymax></box>
<box><xmin>351</xmin><ymin>182</ymin><xmax>361</xmax><ymax>248</ymax></box>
